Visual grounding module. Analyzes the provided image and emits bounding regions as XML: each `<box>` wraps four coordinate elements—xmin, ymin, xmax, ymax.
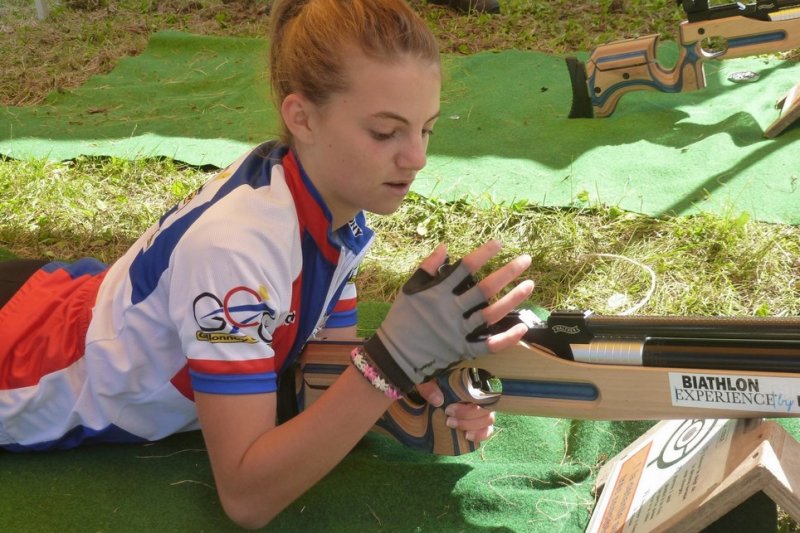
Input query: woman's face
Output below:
<box><xmin>295</xmin><ymin>51</ymin><xmax>441</xmax><ymax>228</ymax></box>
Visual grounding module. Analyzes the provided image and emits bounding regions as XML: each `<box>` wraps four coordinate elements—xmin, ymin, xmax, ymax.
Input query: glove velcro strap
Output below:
<box><xmin>364</xmin><ymin>335</ymin><xmax>417</xmax><ymax>394</ymax></box>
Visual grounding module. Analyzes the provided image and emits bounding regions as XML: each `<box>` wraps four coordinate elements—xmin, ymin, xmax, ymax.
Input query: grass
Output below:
<box><xmin>365</xmin><ymin>192</ymin><xmax>800</xmax><ymax>317</ymax></box>
<box><xmin>2</xmin><ymin>0</ymin><xmax>800</xmax><ymax>530</ymax></box>
<box><xmin>0</xmin><ymin>157</ymin><xmax>206</xmax><ymax>261</ymax></box>
<box><xmin>3</xmin><ymin>155</ymin><xmax>800</xmax><ymax>319</ymax></box>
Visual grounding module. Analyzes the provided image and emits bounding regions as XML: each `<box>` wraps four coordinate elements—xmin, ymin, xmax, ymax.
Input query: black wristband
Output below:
<box><xmin>364</xmin><ymin>335</ymin><xmax>416</xmax><ymax>394</ymax></box>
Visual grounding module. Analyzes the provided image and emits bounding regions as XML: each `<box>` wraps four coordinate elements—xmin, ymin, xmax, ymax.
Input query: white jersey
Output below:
<box><xmin>0</xmin><ymin>141</ymin><xmax>374</xmax><ymax>450</ymax></box>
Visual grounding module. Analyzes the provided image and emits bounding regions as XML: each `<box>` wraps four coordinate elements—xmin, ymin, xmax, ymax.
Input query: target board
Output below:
<box><xmin>587</xmin><ymin>418</ymin><xmax>742</xmax><ymax>532</ymax></box>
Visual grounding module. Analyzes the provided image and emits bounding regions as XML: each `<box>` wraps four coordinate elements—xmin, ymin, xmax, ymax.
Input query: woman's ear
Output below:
<box><xmin>281</xmin><ymin>93</ymin><xmax>314</xmax><ymax>145</ymax></box>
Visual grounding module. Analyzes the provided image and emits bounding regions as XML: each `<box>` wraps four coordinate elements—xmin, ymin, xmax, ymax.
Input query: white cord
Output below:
<box><xmin>580</xmin><ymin>253</ymin><xmax>656</xmax><ymax>315</ymax></box>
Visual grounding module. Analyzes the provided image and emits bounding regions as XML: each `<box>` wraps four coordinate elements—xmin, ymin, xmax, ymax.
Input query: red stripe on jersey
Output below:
<box><xmin>170</xmin><ymin>364</ymin><xmax>194</xmax><ymax>401</ymax></box>
<box><xmin>282</xmin><ymin>151</ymin><xmax>340</xmax><ymax>266</ymax></box>
<box><xmin>187</xmin><ymin>357</ymin><xmax>276</xmax><ymax>375</ymax></box>
<box><xmin>0</xmin><ymin>269</ymin><xmax>106</xmax><ymax>389</ymax></box>
<box><xmin>332</xmin><ymin>297</ymin><xmax>357</xmax><ymax>313</ymax></box>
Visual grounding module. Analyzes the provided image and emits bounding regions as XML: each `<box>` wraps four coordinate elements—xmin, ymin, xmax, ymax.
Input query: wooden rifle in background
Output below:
<box><xmin>300</xmin><ymin>309</ymin><xmax>800</xmax><ymax>455</ymax></box>
<box><xmin>566</xmin><ymin>0</ymin><xmax>800</xmax><ymax>136</ymax></box>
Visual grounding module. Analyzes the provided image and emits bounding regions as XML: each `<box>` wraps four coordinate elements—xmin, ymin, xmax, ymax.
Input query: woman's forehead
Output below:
<box><xmin>340</xmin><ymin>53</ymin><xmax>440</xmax><ymax>103</ymax></box>
<box><xmin>347</xmin><ymin>76</ymin><xmax>439</xmax><ymax>126</ymax></box>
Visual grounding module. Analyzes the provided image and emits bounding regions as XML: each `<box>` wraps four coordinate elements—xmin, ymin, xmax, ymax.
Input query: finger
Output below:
<box><xmin>465</xmin><ymin>424</ymin><xmax>494</xmax><ymax>444</ymax></box>
<box><xmin>417</xmin><ymin>243</ymin><xmax>448</xmax><ymax>276</ymax></box>
<box><xmin>478</xmin><ymin>253</ymin><xmax>532</xmax><ymax>299</ymax></box>
<box><xmin>460</xmin><ymin>239</ymin><xmax>503</xmax><ymax>273</ymax></box>
<box><xmin>415</xmin><ymin>379</ymin><xmax>444</xmax><ymax>407</ymax></box>
<box><xmin>486</xmin><ymin>322</ymin><xmax>529</xmax><ymax>353</ymax></box>
<box><xmin>445</xmin><ymin>401</ymin><xmax>492</xmax><ymax>421</ymax></box>
<box><xmin>481</xmin><ymin>279</ymin><xmax>535</xmax><ymax>325</ymax></box>
<box><xmin>445</xmin><ymin>404</ymin><xmax>496</xmax><ymax>431</ymax></box>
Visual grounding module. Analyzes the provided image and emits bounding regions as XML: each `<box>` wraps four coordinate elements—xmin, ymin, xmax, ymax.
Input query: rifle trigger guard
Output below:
<box><xmin>439</xmin><ymin>367</ymin><xmax>502</xmax><ymax>406</ymax></box>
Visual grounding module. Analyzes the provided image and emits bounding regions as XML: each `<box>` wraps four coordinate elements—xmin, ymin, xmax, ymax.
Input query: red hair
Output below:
<box><xmin>269</xmin><ymin>0</ymin><xmax>440</xmax><ymax>143</ymax></box>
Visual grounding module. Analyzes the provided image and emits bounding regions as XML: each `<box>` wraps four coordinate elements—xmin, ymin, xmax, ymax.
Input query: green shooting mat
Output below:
<box><xmin>0</xmin><ymin>417</ymin><xmax>647</xmax><ymax>532</ymax></box>
<box><xmin>2</xmin><ymin>31</ymin><xmax>799</xmax><ymax>223</ymax></box>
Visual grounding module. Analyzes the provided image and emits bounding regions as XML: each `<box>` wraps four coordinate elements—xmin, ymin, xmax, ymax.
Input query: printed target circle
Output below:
<box><xmin>655</xmin><ymin>419</ymin><xmax>718</xmax><ymax>469</ymax></box>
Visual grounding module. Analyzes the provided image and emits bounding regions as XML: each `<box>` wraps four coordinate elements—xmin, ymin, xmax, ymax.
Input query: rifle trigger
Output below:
<box><xmin>448</xmin><ymin>367</ymin><xmax>502</xmax><ymax>406</ymax></box>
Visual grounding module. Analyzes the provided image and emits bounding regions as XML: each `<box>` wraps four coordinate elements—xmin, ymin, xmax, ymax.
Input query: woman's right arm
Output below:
<box><xmin>195</xmin><ymin>363</ymin><xmax>393</xmax><ymax>529</ymax></box>
<box><xmin>196</xmin><ymin>240</ymin><xmax>533</xmax><ymax>529</ymax></box>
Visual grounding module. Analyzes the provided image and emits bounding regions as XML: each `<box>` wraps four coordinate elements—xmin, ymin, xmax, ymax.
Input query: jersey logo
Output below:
<box><xmin>195</xmin><ymin>331</ymin><xmax>258</xmax><ymax>344</ymax></box>
<box><xmin>193</xmin><ymin>284</ymin><xmax>278</xmax><ymax>344</ymax></box>
<box><xmin>348</xmin><ymin>218</ymin><xmax>364</xmax><ymax>238</ymax></box>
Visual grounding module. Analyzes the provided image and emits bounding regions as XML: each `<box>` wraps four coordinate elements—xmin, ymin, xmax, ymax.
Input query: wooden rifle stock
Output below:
<box><xmin>299</xmin><ymin>311</ymin><xmax>800</xmax><ymax>456</ymax></box>
<box><xmin>567</xmin><ymin>0</ymin><xmax>800</xmax><ymax>119</ymax></box>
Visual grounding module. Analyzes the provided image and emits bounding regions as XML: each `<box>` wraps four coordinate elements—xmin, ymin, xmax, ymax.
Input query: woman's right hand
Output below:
<box><xmin>364</xmin><ymin>240</ymin><xmax>534</xmax><ymax>394</ymax></box>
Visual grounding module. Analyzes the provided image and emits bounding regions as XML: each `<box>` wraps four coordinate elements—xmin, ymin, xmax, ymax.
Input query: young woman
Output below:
<box><xmin>0</xmin><ymin>0</ymin><xmax>534</xmax><ymax>528</ymax></box>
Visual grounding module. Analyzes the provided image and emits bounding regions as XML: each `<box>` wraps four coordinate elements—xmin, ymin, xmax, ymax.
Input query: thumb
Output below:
<box><xmin>415</xmin><ymin>379</ymin><xmax>444</xmax><ymax>407</ymax></box>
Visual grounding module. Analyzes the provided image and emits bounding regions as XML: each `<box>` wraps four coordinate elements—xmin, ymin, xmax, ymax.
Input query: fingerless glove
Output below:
<box><xmin>364</xmin><ymin>260</ymin><xmax>492</xmax><ymax>393</ymax></box>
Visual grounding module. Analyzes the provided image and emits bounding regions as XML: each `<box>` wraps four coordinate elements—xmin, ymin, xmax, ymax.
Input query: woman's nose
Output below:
<box><xmin>397</xmin><ymin>136</ymin><xmax>428</xmax><ymax>171</ymax></box>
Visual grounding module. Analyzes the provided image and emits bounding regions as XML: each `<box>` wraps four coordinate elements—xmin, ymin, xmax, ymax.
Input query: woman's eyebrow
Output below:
<box><xmin>371</xmin><ymin>110</ymin><xmax>441</xmax><ymax>124</ymax></box>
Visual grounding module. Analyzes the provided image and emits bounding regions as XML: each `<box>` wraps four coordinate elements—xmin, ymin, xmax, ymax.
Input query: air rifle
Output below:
<box><xmin>300</xmin><ymin>309</ymin><xmax>800</xmax><ymax>455</ymax></box>
<box><xmin>566</xmin><ymin>0</ymin><xmax>800</xmax><ymax>120</ymax></box>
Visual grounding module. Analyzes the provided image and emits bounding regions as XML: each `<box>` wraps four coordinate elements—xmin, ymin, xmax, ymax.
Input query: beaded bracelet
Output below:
<box><xmin>350</xmin><ymin>346</ymin><xmax>403</xmax><ymax>401</ymax></box>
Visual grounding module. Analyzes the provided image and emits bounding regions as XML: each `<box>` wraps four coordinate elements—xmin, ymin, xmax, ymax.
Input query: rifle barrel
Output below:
<box><xmin>586</xmin><ymin>314</ymin><xmax>800</xmax><ymax>340</ymax></box>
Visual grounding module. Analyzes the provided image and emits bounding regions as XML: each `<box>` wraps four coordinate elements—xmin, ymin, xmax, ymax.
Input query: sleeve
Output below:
<box><xmin>167</xmin><ymin>209</ymin><xmax>296</xmax><ymax>396</ymax></box>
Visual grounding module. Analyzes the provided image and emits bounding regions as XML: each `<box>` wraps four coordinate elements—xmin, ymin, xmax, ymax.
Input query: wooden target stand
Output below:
<box><xmin>587</xmin><ymin>417</ymin><xmax>800</xmax><ymax>532</ymax></box>
<box><xmin>764</xmin><ymin>81</ymin><xmax>800</xmax><ymax>138</ymax></box>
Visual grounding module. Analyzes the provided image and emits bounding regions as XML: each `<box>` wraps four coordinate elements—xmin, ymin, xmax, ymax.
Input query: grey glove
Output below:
<box><xmin>364</xmin><ymin>259</ymin><xmax>493</xmax><ymax>393</ymax></box>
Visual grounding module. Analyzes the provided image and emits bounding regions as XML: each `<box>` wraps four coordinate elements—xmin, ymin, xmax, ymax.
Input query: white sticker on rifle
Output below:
<box><xmin>669</xmin><ymin>372</ymin><xmax>800</xmax><ymax>414</ymax></box>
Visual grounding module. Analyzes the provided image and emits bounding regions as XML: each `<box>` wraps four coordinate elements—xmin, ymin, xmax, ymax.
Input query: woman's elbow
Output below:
<box><xmin>219</xmin><ymin>491</ymin><xmax>281</xmax><ymax>530</ymax></box>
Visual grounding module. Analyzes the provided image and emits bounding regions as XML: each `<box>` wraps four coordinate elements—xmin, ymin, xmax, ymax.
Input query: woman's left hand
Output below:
<box><xmin>415</xmin><ymin>380</ymin><xmax>495</xmax><ymax>444</ymax></box>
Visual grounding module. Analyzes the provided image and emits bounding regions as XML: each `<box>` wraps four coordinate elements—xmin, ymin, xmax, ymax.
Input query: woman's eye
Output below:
<box><xmin>370</xmin><ymin>130</ymin><xmax>395</xmax><ymax>141</ymax></box>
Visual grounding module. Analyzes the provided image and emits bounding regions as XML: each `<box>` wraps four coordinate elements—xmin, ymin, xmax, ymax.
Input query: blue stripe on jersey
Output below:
<box><xmin>189</xmin><ymin>370</ymin><xmax>278</xmax><ymax>395</ymax></box>
<box><xmin>323</xmin><ymin>308</ymin><xmax>357</xmax><ymax>329</ymax></box>
<box><xmin>1</xmin><ymin>424</ymin><xmax>146</xmax><ymax>452</ymax></box>
<box><xmin>42</xmin><ymin>257</ymin><xmax>108</xmax><ymax>278</ymax></box>
<box><xmin>277</xmin><ymin>213</ymin><xmax>374</xmax><ymax>370</ymax></box>
<box><xmin>286</xmin><ymin>153</ymin><xmax>372</xmax><ymax>341</ymax></box>
<box><xmin>130</xmin><ymin>142</ymin><xmax>286</xmax><ymax>305</ymax></box>
<box><xmin>293</xmin><ymin>230</ymin><xmax>337</xmax><ymax>355</ymax></box>
<box><xmin>315</xmin><ymin>214</ymin><xmax>373</xmax><ymax>332</ymax></box>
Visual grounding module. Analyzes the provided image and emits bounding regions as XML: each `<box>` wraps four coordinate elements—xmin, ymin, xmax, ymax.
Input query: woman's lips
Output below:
<box><xmin>385</xmin><ymin>181</ymin><xmax>412</xmax><ymax>195</ymax></box>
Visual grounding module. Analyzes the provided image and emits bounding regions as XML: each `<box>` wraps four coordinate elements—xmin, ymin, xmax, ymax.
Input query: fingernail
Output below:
<box><xmin>465</xmin><ymin>431</ymin><xmax>476</xmax><ymax>442</ymax></box>
<box><xmin>446</xmin><ymin>417</ymin><xmax>458</xmax><ymax>429</ymax></box>
<box><xmin>430</xmin><ymin>392</ymin><xmax>444</xmax><ymax>407</ymax></box>
<box><xmin>444</xmin><ymin>405</ymin><xmax>456</xmax><ymax>416</ymax></box>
